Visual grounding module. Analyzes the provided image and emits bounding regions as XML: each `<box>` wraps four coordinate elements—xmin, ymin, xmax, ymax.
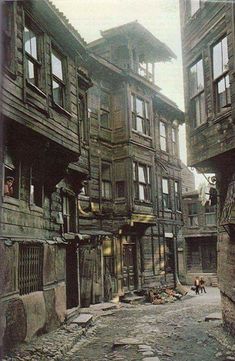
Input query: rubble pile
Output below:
<box><xmin>147</xmin><ymin>287</ymin><xmax>183</xmax><ymax>305</ymax></box>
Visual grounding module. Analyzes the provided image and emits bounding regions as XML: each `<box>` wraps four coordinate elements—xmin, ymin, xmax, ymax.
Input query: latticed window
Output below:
<box><xmin>18</xmin><ymin>244</ymin><xmax>43</xmax><ymax>295</ymax></box>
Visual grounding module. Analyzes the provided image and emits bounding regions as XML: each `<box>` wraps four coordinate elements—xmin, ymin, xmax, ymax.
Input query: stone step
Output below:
<box><xmin>121</xmin><ymin>295</ymin><xmax>145</xmax><ymax>305</ymax></box>
<box><xmin>65</xmin><ymin>307</ymin><xmax>79</xmax><ymax>324</ymax></box>
<box><xmin>205</xmin><ymin>312</ymin><xmax>222</xmax><ymax>322</ymax></box>
<box><xmin>71</xmin><ymin>313</ymin><xmax>93</xmax><ymax>328</ymax></box>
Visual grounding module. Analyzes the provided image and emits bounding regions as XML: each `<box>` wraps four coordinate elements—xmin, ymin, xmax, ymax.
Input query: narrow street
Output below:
<box><xmin>64</xmin><ymin>288</ymin><xmax>234</xmax><ymax>361</ymax></box>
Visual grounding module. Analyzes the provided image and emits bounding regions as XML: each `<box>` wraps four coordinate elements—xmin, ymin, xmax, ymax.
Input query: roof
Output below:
<box><xmin>89</xmin><ymin>21</ymin><xmax>176</xmax><ymax>62</ymax></box>
<box><xmin>154</xmin><ymin>93</ymin><xmax>184</xmax><ymax>124</ymax></box>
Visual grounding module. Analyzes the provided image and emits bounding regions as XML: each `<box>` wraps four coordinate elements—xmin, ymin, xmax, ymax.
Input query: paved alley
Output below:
<box><xmin>65</xmin><ymin>288</ymin><xmax>234</xmax><ymax>361</ymax></box>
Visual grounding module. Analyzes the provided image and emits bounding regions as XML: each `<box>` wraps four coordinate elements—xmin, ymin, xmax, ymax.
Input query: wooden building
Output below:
<box><xmin>179</xmin><ymin>0</ymin><xmax>235</xmax><ymax>335</ymax></box>
<box><xmin>0</xmin><ymin>1</ymin><xmax>184</xmax><ymax>353</ymax></box>
<box><xmin>179</xmin><ymin>191</ymin><xmax>217</xmax><ymax>285</ymax></box>
<box><xmin>79</xmin><ymin>22</ymin><xmax>184</xmax><ymax>304</ymax></box>
<box><xmin>0</xmin><ymin>0</ymin><xmax>92</xmax><ymax>352</ymax></box>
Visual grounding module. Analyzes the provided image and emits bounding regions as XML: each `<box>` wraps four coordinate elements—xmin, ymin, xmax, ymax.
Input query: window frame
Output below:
<box><xmin>212</xmin><ymin>36</ymin><xmax>230</xmax><ymax>113</ymax></box>
<box><xmin>172</xmin><ymin>127</ymin><xmax>178</xmax><ymax>155</ymax></box>
<box><xmin>62</xmin><ymin>193</ymin><xmax>77</xmax><ymax>233</ymax></box>
<box><xmin>100</xmin><ymin>90</ymin><xmax>111</xmax><ymax>129</ymax></box>
<box><xmin>51</xmin><ymin>47</ymin><xmax>67</xmax><ymax>109</ymax></box>
<box><xmin>131</xmin><ymin>94</ymin><xmax>150</xmax><ymax>136</ymax></box>
<box><xmin>159</xmin><ymin>121</ymin><xmax>167</xmax><ymax>152</ymax></box>
<box><xmin>133</xmin><ymin>162</ymin><xmax>151</xmax><ymax>203</ymax></box>
<box><xmin>188</xmin><ymin>203</ymin><xmax>199</xmax><ymax>227</ymax></box>
<box><xmin>101</xmin><ymin>162</ymin><xmax>112</xmax><ymax>200</ymax></box>
<box><xmin>3</xmin><ymin>146</ymin><xmax>20</xmax><ymax>200</ymax></box>
<box><xmin>174</xmin><ymin>180</ymin><xmax>181</xmax><ymax>211</ymax></box>
<box><xmin>189</xmin><ymin>58</ymin><xmax>206</xmax><ymax>128</ymax></box>
<box><xmin>205</xmin><ymin>203</ymin><xmax>216</xmax><ymax>225</ymax></box>
<box><xmin>29</xmin><ymin>162</ymin><xmax>44</xmax><ymax>208</ymax></box>
<box><xmin>162</xmin><ymin>178</ymin><xmax>170</xmax><ymax>210</ymax></box>
<box><xmin>24</xmin><ymin>15</ymin><xmax>43</xmax><ymax>90</ymax></box>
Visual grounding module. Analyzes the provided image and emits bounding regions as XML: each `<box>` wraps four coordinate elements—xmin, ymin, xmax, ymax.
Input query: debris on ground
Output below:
<box><xmin>146</xmin><ymin>287</ymin><xmax>183</xmax><ymax>305</ymax></box>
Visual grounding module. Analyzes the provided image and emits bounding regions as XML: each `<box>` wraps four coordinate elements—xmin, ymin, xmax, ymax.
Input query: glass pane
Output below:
<box><xmin>162</xmin><ymin>178</ymin><xmax>169</xmax><ymax>194</ymax></box>
<box><xmin>145</xmin><ymin>102</ymin><xmax>149</xmax><ymax>119</ymax></box>
<box><xmin>131</xmin><ymin>94</ymin><xmax>135</xmax><ymax>112</ymax></box>
<box><xmin>172</xmin><ymin>128</ymin><xmax>176</xmax><ymax>142</ymax></box>
<box><xmin>136</xmin><ymin>116</ymin><xmax>143</xmax><ymax>133</ymax></box>
<box><xmin>52</xmin><ymin>51</ymin><xmax>63</xmax><ymax>80</ymax></box>
<box><xmin>24</xmin><ymin>26</ymin><xmax>37</xmax><ymax>59</ymax></box>
<box><xmin>133</xmin><ymin>163</ymin><xmax>136</xmax><ymax>181</ymax></box>
<box><xmin>27</xmin><ymin>59</ymin><xmax>35</xmax><ymax>84</ymax></box>
<box><xmin>136</xmin><ymin>98</ymin><xmax>144</xmax><ymax>117</ymax></box>
<box><xmin>160</xmin><ymin>137</ymin><xmax>167</xmax><ymax>151</ymax></box>
<box><xmin>53</xmin><ymin>80</ymin><xmax>63</xmax><ymax>106</ymax></box>
<box><xmin>139</xmin><ymin>184</ymin><xmax>145</xmax><ymax>200</ymax></box>
<box><xmin>190</xmin><ymin>63</ymin><xmax>197</xmax><ymax>96</ymax></box>
<box><xmin>222</xmin><ymin>37</ymin><xmax>228</xmax><ymax>72</ymax></box>
<box><xmin>160</xmin><ymin>121</ymin><xmax>166</xmax><ymax>136</ymax></box>
<box><xmin>195</xmin><ymin>96</ymin><xmax>201</xmax><ymax>126</ymax></box>
<box><xmin>175</xmin><ymin>181</ymin><xmax>178</xmax><ymax>193</ymax></box>
<box><xmin>138</xmin><ymin>166</ymin><xmax>145</xmax><ymax>183</ymax></box>
<box><xmin>213</xmin><ymin>42</ymin><xmax>222</xmax><ymax>79</ymax></box>
<box><xmin>197</xmin><ymin>59</ymin><xmax>204</xmax><ymax>91</ymax></box>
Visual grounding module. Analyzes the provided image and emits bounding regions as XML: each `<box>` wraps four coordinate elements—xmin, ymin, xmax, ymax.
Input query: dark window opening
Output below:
<box><xmin>4</xmin><ymin>147</ymin><xmax>19</xmax><ymax>199</ymax></box>
<box><xmin>63</xmin><ymin>194</ymin><xmax>76</xmax><ymax>233</ymax></box>
<box><xmin>30</xmin><ymin>163</ymin><xmax>43</xmax><ymax>207</ymax></box>
<box><xmin>116</xmin><ymin>181</ymin><xmax>125</xmax><ymax>198</ymax></box>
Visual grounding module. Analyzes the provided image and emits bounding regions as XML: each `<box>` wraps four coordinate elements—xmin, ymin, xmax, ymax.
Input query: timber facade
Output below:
<box><xmin>0</xmin><ymin>0</ymin><xmax>184</xmax><ymax>353</ymax></box>
<box><xmin>179</xmin><ymin>0</ymin><xmax>235</xmax><ymax>335</ymax></box>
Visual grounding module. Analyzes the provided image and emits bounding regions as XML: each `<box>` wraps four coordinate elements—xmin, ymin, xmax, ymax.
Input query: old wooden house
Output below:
<box><xmin>179</xmin><ymin>191</ymin><xmax>217</xmax><ymax>286</ymax></box>
<box><xmin>0</xmin><ymin>0</ymin><xmax>92</xmax><ymax>352</ymax></box>
<box><xmin>78</xmin><ymin>22</ymin><xmax>184</xmax><ymax>305</ymax></box>
<box><xmin>179</xmin><ymin>0</ymin><xmax>235</xmax><ymax>335</ymax></box>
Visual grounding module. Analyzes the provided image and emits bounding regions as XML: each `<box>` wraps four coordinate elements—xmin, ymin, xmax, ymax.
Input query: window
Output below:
<box><xmin>160</xmin><ymin>121</ymin><xmax>167</xmax><ymax>151</ymax></box>
<box><xmin>205</xmin><ymin>203</ymin><xmax>216</xmax><ymax>225</ymax></box>
<box><xmin>174</xmin><ymin>181</ymin><xmax>181</xmax><ymax>211</ymax></box>
<box><xmin>30</xmin><ymin>162</ymin><xmax>44</xmax><ymax>207</ymax></box>
<box><xmin>3</xmin><ymin>147</ymin><xmax>20</xmax><ymax>199</ymax></box>
<box><xmin>188</xmin><ymin>203</ymin><xmax>199</xmax><ymax>227</ymax></box>
<box><xmin>189</xmin><ymin>59</ymin><xmax>206</xmax><ymax>127</ymax></box>
<box><xmin>51</xmin><ymin>49</ymin><xmax>65</xmax><ymax>107</ymax></box>
<box><xmin>133</xmin><ymin>162</ymin><xmax>151</xmax><ymax>202</ymax></box>
<box><xmin>24</xmin><ymin>19</ymin><xmax>42</xmax><ymax>88</ymax></box>
<box><xmin>172</xmin><ymin>128</ymin><xmax>177</xmax><ymax>155</ymax></box>
<box><xmin>138</xmin><ymin>62</ymin><xmax>154</xmax><ymax>82</ymax></box>
<box><xmin>101</xmin><ymin>163</ymin><xmax>112</xmax><ymax>199</ymax></box>
<box><xmin>79</xmin><ymin>93</ymin><xmax>87</xmax><ymax>141</ymax></box>
<box><xmin>116</xmin><ymin>181</ymin><xmax>125</xmax><ymax>198</ymax></box>
<box><xmin>162</xmin><ymin>178</ymin><xmax>170</xmax><ymax>209</ymax></box>
<box><xmin>63</xmin><ymin>194</ymin><xmax>76</xmax><ymax>233</ymax></box>
<box><xmin>212</xmin><ymin>37</ymin><xmax>230</xmax><ymax>112</ymax></box>
<box><xmin>131</xmin><ymin>95</ymin><xmax>150</xmax><ymax>136</ymax></box>
<box><xmin>2</xmin><ymin>1</ymin><xmax>16</xmax><ymax>73</ymax></box>
<box><xmin>100</xmin><ymin>90</ymin><xmax>111</xmax><ymax>129</ymax></box>
<box><xmin>18</xmin><ymin>244</ymin><xmax>43</xmax><ymax>295</ymax></box>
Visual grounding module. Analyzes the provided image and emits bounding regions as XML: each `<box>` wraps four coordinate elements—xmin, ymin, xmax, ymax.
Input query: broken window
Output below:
<box><xmin>162</xmin><ymin>178</ymin><xmax>170</xmax><ymax>209</ymax></box>
<box><xmin>101</xmin><ymin>162</ymin><xmax>112</xmax><ymax>199</ymax></box>
<box><xmin>133</xmin><ymin>162</ymin><xmax>151</xmax><ymax>202</ymax></box>
<box><xmin>62</xmin><ymin>194</ymin><xmax>76</xmax><ymax>233</ymax></box>
<box><xmin>51</xmin><ymin>49</ymin><xmax>65</xmax><ymax>107</ymax></box>
<box><xmin>212</xmin><ymin>37</ymin><xmax>230</xmax><ymax>113</ymax></box>
<box><xmin>3</xmin><ymin>146</ymin><xmax>20</xmax><ymax>199</ymax></box>
<box><xmin>24</xmin><ymin>18</ymin><xmax>42</xmax><ymax>88</ymax></box>
<box><xmin>189</xmin><ymin>59</ymin><xmax>206</xmax><ymax>127</ymax></box>
<box><xmin>100</xmin><ymin>90</ymin><xmax>111</xmax><ymax>129</ymax></box>
<box><xmin>131</xmin><ymin>94</ymin><xmax>150</xmax><ymax>136</ymax></box>
<box><xmin>18</xmin><ymin>243</ymin><xmax>43</xmax><ymax>295</ymax></box>
<box><xmin>160</xmin><ymin>121</ymin><xmax>167</xmax><ymax>151</ymax></box>
<box><xmin>188</xmin><ymin>203</ymin><xmax>199</xmax><ymax>227</ymax></box>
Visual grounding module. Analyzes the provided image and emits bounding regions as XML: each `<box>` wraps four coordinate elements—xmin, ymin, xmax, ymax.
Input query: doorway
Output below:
<box><xmin>66</xmin><ymin>241</ymin><xmax>78</xmax><ymax>309</ymax></box>
<box><xmin>123</xmin><ymin>243</ymin><xmax>136</xmax><ymax>291</ymax></box>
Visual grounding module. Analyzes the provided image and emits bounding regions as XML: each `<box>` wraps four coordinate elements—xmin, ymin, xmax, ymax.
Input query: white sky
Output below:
<box><xmin>52</xmin><ymin>0</ymin><xmax>205</xmax><ymax>188</ymax></box>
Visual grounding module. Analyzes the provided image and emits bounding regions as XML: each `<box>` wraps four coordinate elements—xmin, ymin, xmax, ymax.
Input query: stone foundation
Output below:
<box><xmin>221</xmin><ymin>292</ymin><xmax>235</xmax><ymax>336</ymax></box>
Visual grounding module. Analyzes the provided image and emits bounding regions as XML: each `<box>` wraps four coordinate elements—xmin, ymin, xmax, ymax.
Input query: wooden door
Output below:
<box><xmin>201</xmin><ymin>239</ymin><xmax>217</xmax><ymax>272</ymax></box>
<box><xmin>66</xmin><ymin>241</ymin><xmax>78</xmax><ymax>309</ymax></box>
<box><xmin>123</xmin><ymin>243</ymin><xmax>136</xmax><ymax>291</ymax></box>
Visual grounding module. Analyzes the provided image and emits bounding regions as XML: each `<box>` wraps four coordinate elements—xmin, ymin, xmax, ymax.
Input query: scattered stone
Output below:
<box><xmin>205</xmin><ymin>312</ymin><xmax>222</xmax><ymax>322</ymax></box>
<box><xmin>226</xmin><ymin>357</ymin><xmax>235</xmax><ymax>361</ymax></box>
<box><xmin>113</xmin><ymin>337</ymin><xmax>142</xmax><ymax>347</ymax></box>
<box><xmin>71</xmin><ymin>314</ymin><xmax>93</xmax><ymax>327</ymax></box>
<box><xmin>139</xmin><ymin>345</ymin><xmax>153</xmax><ymax>351</ymax></box>
<box><xmin>142</xmin><ymin>351</ymin><xmax>155</xmax><ymax>356</ymax></box>
<box><xmin>143</xmin><ymin>357</ymin><xmax>160</xmax><ymax>361</ymax></box>
<box><xmin>215</xmin><ymin>352</ymin><xmax>223</xmax><ymax>357</ymax></box>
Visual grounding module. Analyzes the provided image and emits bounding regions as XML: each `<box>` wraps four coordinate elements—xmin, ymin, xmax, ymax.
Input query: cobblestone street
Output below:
<box><xmin>4</xmin><ymin>288</ymin><xmax>235</xmax><ymax>361</ymax></box>
<box><xmin>64</xmin><ymin>288</ymin><xmax>235</xmax><ymax>361</ymax></box>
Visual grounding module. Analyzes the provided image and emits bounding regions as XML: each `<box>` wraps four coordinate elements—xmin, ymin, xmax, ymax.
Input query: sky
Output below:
<box><xmin>52</xmin><ymin>0</ymin><xmax>206</xmax><ymax>188</ymax></box>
